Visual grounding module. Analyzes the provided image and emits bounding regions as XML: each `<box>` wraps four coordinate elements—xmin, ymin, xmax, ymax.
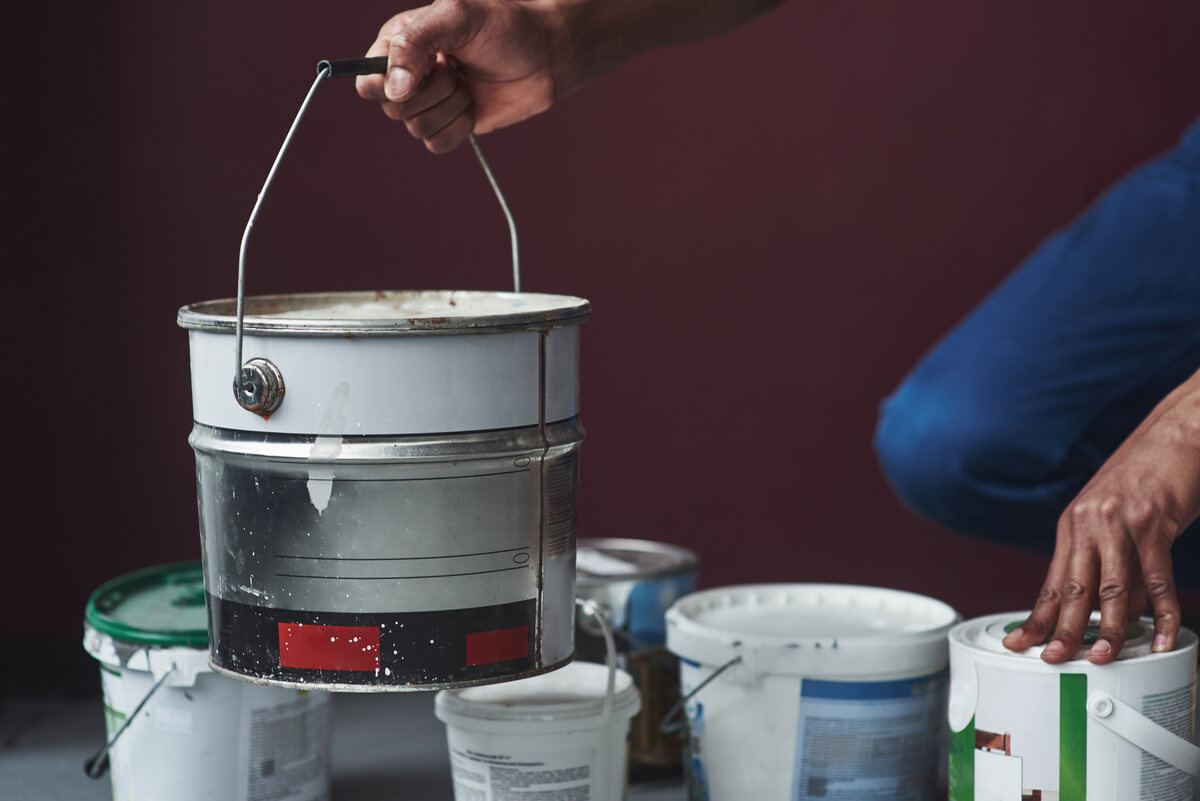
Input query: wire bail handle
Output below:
<box><xmin>233</xmin><ymin>57</ymin><xmax>521</xmax><ymax>415</ymax></box>
<box><xmin>575</xmin><ymin>598</ymin><xmax>619</xmax><ymax>722</ymax></box>
<box><xmin>84</xmin><ymin>665</ymin><xmax>176</xmax><ymax>779</ymax></box>
<box><xmin>658</xmin><ymin>654</ymin><xmax>743</xmax><ymax>734</ymax></box>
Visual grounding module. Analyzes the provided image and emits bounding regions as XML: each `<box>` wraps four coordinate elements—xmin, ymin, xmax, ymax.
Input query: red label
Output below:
<box><xmin>465</xmin><ymin>625</ymin><xmax>529</xmax><ymax>666</ymax></box>
<box><xmin>278</xmin><ymin>623</ymin><xmax>380</xmax><ymax>672</ymax></box>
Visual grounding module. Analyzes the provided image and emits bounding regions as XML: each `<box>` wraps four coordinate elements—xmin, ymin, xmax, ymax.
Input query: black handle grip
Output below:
<box><xmin>317</xmin><ymin>57</ymin><xmax>388</xmax><ymax>78</ymax></box>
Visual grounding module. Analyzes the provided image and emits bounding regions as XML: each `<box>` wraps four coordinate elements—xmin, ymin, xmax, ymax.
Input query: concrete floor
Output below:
<box><xmin>0</xmin><ymin>691</ymin><xmax>683</xmax><ymax>801</ymax></box>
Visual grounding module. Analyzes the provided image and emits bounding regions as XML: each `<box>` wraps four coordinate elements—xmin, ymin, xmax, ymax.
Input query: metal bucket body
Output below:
<box><xmin>179</xmin><ymin>291</ymin><xmax>588</xmax><ymax>691</ymax></box>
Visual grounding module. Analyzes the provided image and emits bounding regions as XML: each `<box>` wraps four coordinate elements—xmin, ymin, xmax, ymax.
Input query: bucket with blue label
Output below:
<box><xmin>665</xmin><ymin>583</ymin><xmax>959</xmax><ymax>800</ymax></box>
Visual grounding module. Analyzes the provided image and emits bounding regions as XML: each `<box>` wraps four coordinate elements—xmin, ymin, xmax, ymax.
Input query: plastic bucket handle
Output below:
<box><xmin>1086</xmin><ymin>690</ymin><xmax>1200</xmax><ymax>775</ymax></box>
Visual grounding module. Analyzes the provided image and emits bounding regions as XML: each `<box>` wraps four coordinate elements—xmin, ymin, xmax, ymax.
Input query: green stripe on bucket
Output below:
<box><xmin>948</xmin><ymin>715</ymin><xmax>974</xmax><ymax>800</ymax></box>
<box><xmin>1059</xmin><ymin>673</ymin><xmax>1087</xmax><ymax>801</ymax></box>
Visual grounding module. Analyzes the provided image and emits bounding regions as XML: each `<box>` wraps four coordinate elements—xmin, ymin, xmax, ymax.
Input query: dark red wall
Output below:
<box><xmin>10</xmin><ymin>2</ymin><xmax>1200</xmax><ymax>641</ymax></box>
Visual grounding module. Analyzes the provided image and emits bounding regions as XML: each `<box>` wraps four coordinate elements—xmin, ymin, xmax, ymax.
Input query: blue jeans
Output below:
<box><xmin>875</xmin><ymin>117</ymin><xmax>1200</xmax><ymax>587</ymax></box>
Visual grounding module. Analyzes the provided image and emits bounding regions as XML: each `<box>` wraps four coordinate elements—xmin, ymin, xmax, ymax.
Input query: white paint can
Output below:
<box><xmin>83</xmin><ymin>563</ymin><xmax>332</xmax><ymax>801</ymax></box>
<box><xmin>948</xmin><ymin>612</ymin><xmax>1200</xmax><ymax>801</ymax></box>
<box><xmin>665</xmin><ymin>583</ymin><xmax>959</xmax><ymax>800</ymax></box>
<box><xmin>434</xmin><ymin>661</ymin><xmax>642</xmax><ymax>801</ymax></box>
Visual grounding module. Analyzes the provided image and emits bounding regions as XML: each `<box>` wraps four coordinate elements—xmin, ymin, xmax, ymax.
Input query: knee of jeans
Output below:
<box><xmin>872</xmin><ymin>383</ymin><xmax>1007</xmax><ymax>533</ymax></box>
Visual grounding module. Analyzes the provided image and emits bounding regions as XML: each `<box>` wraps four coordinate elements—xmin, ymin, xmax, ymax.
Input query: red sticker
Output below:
<box><xmin>465</xmin><ymin>625</ymin><xmax>529</xmax><ymax>666</ymax></box>
<box><xmin>278</xmin><ymin>623</ymin><xmax>380</xmax><ymax>672</ymax></box>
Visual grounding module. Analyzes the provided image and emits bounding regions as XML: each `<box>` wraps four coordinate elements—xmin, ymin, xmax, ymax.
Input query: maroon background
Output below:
<box><xmin>9</xmin><ymin>2</ymin><xmax>1200</xmax><ymax>650</ymax></box>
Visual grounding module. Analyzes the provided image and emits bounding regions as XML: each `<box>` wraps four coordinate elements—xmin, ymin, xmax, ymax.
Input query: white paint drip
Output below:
<box><xmin>307</xmin><ymin>382</ymin><xmax>349</xmax><ymax>514</ymax></box>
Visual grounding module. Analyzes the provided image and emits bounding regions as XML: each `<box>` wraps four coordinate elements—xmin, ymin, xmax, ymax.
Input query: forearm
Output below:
<box><xmin>550</xmin><ymin>0</ymin><xmax>785</xmax><ymax>97</ymax></box>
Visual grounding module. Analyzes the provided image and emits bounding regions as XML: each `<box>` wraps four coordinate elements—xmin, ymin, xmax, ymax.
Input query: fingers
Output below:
<box><xmin>1136</xmin><ymin>534</ymin><xmax>1181</xmax><ymax>653</ymax></box>
<box><xmin>1087</xmin><ymin>537</ymin><xmax>1135</xmax><ymax>664</ymax></box>
<box><xmin>374</xmin><ymin>57</ymin><xmax>475</xmax><ymax>152</ymax></box>
<box><xmin>1039</xmin><ymin>544</ymin><xmax>1098</xmax><ymax>664</ymax></box>
<box><xmin>384</xmin><ymin>0</ymin><xmax>477</xmax><ymax>102</ymax></box>
<box><xmin>356</xmin><ymin>5</ymin><xmax>479</xmax><ymax>152</ymax></box>
<box><xmin>1003</xmin><ymin>528</ymin><xmax>1071</xmax><ymax>652</ymax></box>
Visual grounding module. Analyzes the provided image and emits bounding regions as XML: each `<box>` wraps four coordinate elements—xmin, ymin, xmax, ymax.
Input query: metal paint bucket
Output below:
<box><xmin>575</xmin><ymin>538</ymin><xmax>698</xmax><ymax>769</ymax></box>
<box><xmin>666</xmin><ymin>583</ymin><xmax>959</xmax><ymax>800</ymax></box>
<box><xmin>178</xmin><ymin>290</ymin><xmax>589</xmax><ymax>690</ymax></box>
<box><xmin>949</xmin><ymin>612</ymin><xmax>1200</xmax><ymax>801</ymax></box>
<box><xmin>83</xmin><ymin>562</ymin><xmax>332</xmax><ymax>801</ymax></box>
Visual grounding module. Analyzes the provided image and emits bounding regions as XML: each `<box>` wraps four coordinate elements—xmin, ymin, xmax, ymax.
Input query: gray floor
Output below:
<box><xmin>0</xmin><ymin>692</ymin><xmax>683</xmax><ymax>801</ymax></box>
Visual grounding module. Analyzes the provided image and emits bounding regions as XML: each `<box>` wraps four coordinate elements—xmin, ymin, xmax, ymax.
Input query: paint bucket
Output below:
<box><xmin>576</xmin><ymin>537</ymin><xmax>698</xmax><ymax>769</ymax></box>
<box><xmin>83</xmin><ymin>562</ymin><xmax>332</xmax><ymax>801</ymax></box>
<box><xmin>665</xmin><ymin>583</ymin><xmax>959</xmax><ymax>800</ymax></box>
<box><xmin>434</xmin><ymin>660</ymin><xmax>642</xmax><ymax>801</ymax></box>
<box><xmin>178</xmin><ymin>290</ymin><xmax>589</xmax><ymax>690</ymax></box>
<box><xmin>948</xmin><ymin>612</ymin><xmax>1200</xmax><ymax>801</ymax></box>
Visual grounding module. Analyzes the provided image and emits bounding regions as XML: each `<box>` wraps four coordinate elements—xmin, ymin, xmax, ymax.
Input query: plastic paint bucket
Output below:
<box><xmin>576</xmin><ymin>538</ymin><xmax>698</xmax><ymax>768</ymax></box>
<box><xmin>434</xmin><ymin>661</ymin><xmax>642</xmax><ymax>801</ymax></box>
<box><xmin>178</xmin><ymin>290</ymin><xmax>589</xmax><ymax>691</ymax></box>
<box><xmin>666</xmin><ymin>583</ymin><xmax>960</xmax><ymax>800</ymax></box>
<box><xmin>948</xmin><ymin>612</ymin><xmax>1200</xmax><ymax>801</ymax></box>
<box><xmin>83</xmin><ymin>563</ymin><xmax>332</xmax><ymax>801</ymax></box>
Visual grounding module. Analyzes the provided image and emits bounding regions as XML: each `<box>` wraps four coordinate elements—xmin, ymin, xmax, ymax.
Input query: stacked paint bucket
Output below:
<box><xmin>83</xmin><ymin>562</ymin><xmax>332</xmax><ymax>801</ymax></box>
<box><xmin>575</xmin><ymin>537</ymin><xmax>699</xmax><ymax>773</ymax></box>
<box><xmin>177</xmin><ymin>290</ymin><xmax>590</xmax><ymax>691</ymax></box>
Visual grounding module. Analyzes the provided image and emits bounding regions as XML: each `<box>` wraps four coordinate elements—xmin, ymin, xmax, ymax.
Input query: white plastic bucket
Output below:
<box><xmin>665</xmin><ymin>583</ymin><xmax>960</xmax><ymax>801</ymax></box>
<box><xmin>949</xmin><ymin>612</ymin><xmax>1200</xmax><ymax>801</ymax></box>
<box><xmin>434</xmin><ymin>661</ymin><xmax>642</xmax><ymax>801</ymax></box>
<box><xmin>84</xmin><ymin>563</ymin><xmax>332</xmax><ymax>801</ymax></box>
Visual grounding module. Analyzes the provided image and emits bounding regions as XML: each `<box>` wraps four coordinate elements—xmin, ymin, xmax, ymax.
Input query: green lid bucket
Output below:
<box><xmin>84</xmin><ymin>562</ymin><xmax>209</xmax><ymax>649</ymax></box>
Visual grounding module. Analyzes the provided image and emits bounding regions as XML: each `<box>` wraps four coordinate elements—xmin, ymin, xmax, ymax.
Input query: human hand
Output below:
<box><xmin>1002</xmin><ymin>370</ymin><xmax>1200</xmax><ymax>664</ymax></box>
<box><xmin>355</xmin><ymin>0</ymin><xmax>562</xmax><ymax>153</ymax></box>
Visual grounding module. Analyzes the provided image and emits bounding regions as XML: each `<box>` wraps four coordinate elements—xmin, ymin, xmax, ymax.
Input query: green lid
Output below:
<box><xmin>84</xmin><ymin>562</ymin><xmax>209</xmax><ymax>648</ymax></box>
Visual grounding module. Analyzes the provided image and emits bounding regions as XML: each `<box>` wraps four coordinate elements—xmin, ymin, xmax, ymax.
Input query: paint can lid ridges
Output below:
<box><xmin>950</xmin><ymin>611</ymin><xmax>1198</xmax><ymax>662</ymax></box>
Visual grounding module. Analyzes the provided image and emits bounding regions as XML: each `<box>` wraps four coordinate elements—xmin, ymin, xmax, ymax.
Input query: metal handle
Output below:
<box><xmin>84</xmin><ymin>666</ymin><xmax>175</xmax><ymax>779</ymax></box>
<box><xmin>233</xmin><ymin>57</ymin><xmax>521</xmax><ymax>414</ymax></box>
<box><xmin>659</xmin><ymin>655</ymin><xmax>743</xmax><ymax>734</ymax></box>
<box><xmin>576</xmin><ymin>598</ymin><xmax>618</xmax><ymax>722</ymax></box>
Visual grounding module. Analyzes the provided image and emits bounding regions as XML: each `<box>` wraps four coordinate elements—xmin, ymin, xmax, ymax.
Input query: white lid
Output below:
<box><xmin>950</xmin><ymin>612</ymin><xmax>1198</xmax><ymax>662</ymax></box>
<box><xmin>83</xmin><ymin>623</ymin><xmax>212</xmax><ymax>688</ymax></box>
<box><xmin>434</xmin><ymin>662</ymin><xmax>641</xmax><ymax>726</ymax></box>
<box><xmin>666</xmin><ymin>584</ymin><xmax>959</xmax><ymax>680</ymax></box>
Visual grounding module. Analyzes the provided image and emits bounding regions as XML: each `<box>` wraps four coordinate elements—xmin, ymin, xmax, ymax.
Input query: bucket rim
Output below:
<box><xmin>84</xmin><ymin>562</ymin><xmax>209</xmax><ymax>649</ymax></box>
<box><xmin>575</xmin><ymin>537</ymin><xmax>699</xmax><ymax>585</ymax></box>
<box><xmin>949</xmin><ymin>610</ymin><xmax>1199</xmax><ymax>663</ymax></box>
<box><xmin>177</xmin><ymin>290</ymin><xmax>591</xmax><ymax>336</ymax></box>
<box><xmin>434</xmin><ymin>662</ymin><xmax>641</xmax><ymax>724</ymax></box>
<box><xmin>666</xmin><ymin>583</ymin><xmax>959</xmax><ymax>678</ymax></box>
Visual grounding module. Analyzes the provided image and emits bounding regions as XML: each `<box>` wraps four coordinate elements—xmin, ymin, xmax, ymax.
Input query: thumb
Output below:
<box><xmin>386</xmin><ymin>1</ymin><xmax>479</xmax><ymax>102</ymax></box>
